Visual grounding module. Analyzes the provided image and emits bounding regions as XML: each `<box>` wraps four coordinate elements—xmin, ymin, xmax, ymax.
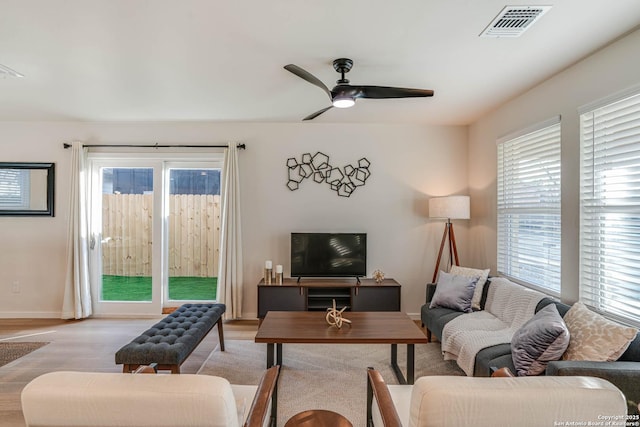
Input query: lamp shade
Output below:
<box><xmin>429</xmin><ymin>195</ymin><xmax>470</xmax><ymax>220</ymax></box>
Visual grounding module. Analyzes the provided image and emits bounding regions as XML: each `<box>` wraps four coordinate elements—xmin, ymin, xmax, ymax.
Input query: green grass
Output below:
<box><xmin>101</xmin><ymin>275</ymin><xmax>217</xmax><ymax>301</ymax></box>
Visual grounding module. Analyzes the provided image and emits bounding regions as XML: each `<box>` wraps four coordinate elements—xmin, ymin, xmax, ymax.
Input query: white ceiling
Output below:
<box><xmin>1</xmin><ymin>1</ymin><xmax>640</xmax><ymax>125</ymax></box>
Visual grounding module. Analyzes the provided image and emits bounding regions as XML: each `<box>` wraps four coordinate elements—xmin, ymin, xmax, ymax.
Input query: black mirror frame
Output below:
<box><xmin>0</xmin><ymin>162</ymin><xmax>55</xmax><ymax>217</ymax></box>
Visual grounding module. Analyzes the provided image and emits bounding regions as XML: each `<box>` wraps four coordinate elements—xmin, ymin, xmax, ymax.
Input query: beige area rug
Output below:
<box><xmin>198</xmin><ymin>340</ymin><xmax>463</xmax><ymax>427</ymax></box>
<box><xmin>0</xmin><ymin>342</ymin><xmax>49</xmax><ymax>368</ymax></box>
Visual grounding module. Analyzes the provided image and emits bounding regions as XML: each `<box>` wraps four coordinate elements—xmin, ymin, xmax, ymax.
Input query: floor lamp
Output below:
<box><xmin>429</xmin><ymin>195</ymin><xmax>470</xmax><ymax>283</ymax></box>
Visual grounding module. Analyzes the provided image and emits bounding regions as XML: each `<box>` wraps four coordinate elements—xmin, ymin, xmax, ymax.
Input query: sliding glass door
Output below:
<box><xmin>166</xmin><ymin>164</ymin><xmax>221</xmax><ymax>303</ymax></box>
<box><xmin>88</xmin><ymin>155</ymin><xmax>222</xmax><ymax>316</ymax></box>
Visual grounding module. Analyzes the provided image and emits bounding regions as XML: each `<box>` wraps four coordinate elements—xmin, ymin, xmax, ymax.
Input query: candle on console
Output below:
<box><xmin>275</xmin><ymin>265</ymin><xmax>283</xmax><ymax>273</ymax></box>
<box><xmin>264</xmin><ymin>260</ymin><xmax>273</xmax><ymax>284</ymax></box>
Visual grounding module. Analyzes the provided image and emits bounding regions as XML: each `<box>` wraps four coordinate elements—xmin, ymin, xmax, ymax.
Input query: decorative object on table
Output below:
<box><xmin>372</xmin><ymin>269</ymin><xmax>385</xmax><ymax>284</ymax></box>
<box><xmin>264</xmin><ymin>260</ymin><xmax>273</xmax><ymax>285</ymax></box>
<box><xmin>429</xmin><ymin>195</ymin><xmax>470</xmax><ymax>283</ymax></box>
<box><xmin>286</xmin><ymin>152</ymin><xmax>371</xmax><ymax>197</ymax></box>
<box><xmin>325</xmin><ymin>299</ymin><xmax>351</xmax><ymax>329</ymax></box>
<box><xmin>275</xmin><ymin>264</ymin><xmax>283</xmax><ymax>285</ymax></box>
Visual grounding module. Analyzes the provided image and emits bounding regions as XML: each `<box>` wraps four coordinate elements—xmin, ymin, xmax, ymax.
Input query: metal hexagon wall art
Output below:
<box><xmin>286</xmin><ymin>152</ymin><xmax>371</xmax><ymax>197</ymax></box>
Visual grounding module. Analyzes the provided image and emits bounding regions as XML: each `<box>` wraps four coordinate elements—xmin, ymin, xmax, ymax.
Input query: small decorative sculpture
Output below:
<box><xmin>325</xmin><ymin>299</ymin><xmax>351</xmax><ymax>329</ymax></box>
<box><xmin>372</xmin><ymin>269</ymin><xmax>385</xmax><ymax>284</ymax></box>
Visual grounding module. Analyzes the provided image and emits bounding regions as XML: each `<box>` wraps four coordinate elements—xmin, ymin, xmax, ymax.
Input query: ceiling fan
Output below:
<box><xmin>284</xmin><ymin>58</ymin><xmax>434</xmax><ymax>121</ymax></box>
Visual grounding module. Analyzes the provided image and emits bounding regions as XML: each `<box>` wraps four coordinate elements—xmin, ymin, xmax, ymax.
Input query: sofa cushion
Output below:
<box><xmin>619</xmin><ymin>333</ymin><xmax>640</xmax><ymax>361</ymax></box>
<box><xmin>474</xmin><ymin>344</ymin><xmax>514</xmax><ymax>377</ymax></box>
<box><xmin>430</xmin><ymin>271</ymin><xmax>478</xmax><ymax>313</ymax></box>
<box><xmin>562</xmin><ymin>301</ymin><xmax>638</xmax><ymax>362</ymax></box>
<box><xmin>511</xmin><ymin>304</ymin><xmax>570</xmax><ymax>376</ymax></box>
<box><xmin>21</xmin><ymin>371</ymin><xmax>241</xmax><ymax>427</ymax></box>
<box><xmin>424</xmin><ymin>308</ymin><xmax>465</xmax><ymax>342</ymax></box>
<box><xmin>536</xmin><ymin>298</ymin><xmax>571</xmax><ymax>317</ymax></box>
<box><xmin>405</xmin><ymin>375</ymin><xmax>626</xmax><ymax>427</ymax></box>
<box><xmin>449</xmin><ymin>265</ymin><xmax>490</xmax><ymax>311</ymax></box>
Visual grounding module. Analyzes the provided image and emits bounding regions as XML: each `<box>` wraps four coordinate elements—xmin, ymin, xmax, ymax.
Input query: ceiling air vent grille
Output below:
<box><xmin>480</xmin><ymin>5</ymin><xmax>552</xmax><ymax>38</ymax></box>
<box><xmin>0</xmin><ymin>64</ymin><xmax>24</xmax><ymax>78</ymax></box>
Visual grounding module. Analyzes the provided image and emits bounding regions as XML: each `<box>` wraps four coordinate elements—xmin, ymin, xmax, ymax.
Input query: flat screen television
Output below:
<box><xmin>290</xmin><ymin>232</ymin><xmax>367</xmax><ymax>278</ymax></box>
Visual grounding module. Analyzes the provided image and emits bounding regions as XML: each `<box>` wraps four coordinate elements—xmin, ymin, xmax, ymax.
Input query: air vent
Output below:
<box><xmin>480</xmin><ymin>5</ymin><xmax>552</xmax><ymax>38</ymax></box>
<box><xmin>0</xmin><ymin>64</ymin><xmax>24</xmax><ymax>78</ymax></box>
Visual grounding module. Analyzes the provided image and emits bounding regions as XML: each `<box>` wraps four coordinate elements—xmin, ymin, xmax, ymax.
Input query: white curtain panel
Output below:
<box><xmin>217</xmin><ymin>142</ymin><xmax>243</xmax><ymax>319</ymax></box>
<box><xmin>62</xmin><ymin>141</ymin><xmax>93</xmax><ymax>319</ymax></box>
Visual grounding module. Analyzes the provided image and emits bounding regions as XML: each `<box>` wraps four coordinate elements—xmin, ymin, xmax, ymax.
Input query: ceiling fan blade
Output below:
<box><xmin>284</xmin><ymin>64</ymin><xmax>332</xmax><ymax>100</ymax></box>
<box><xmin>355</xmin><ymin>85</ymin><xmax>434</xmax><ymax>99</ymax></box>
<box><xmin>303</xmin><ymin>105</ymin><xmax>333</xmax><ymax>121</ymax></box>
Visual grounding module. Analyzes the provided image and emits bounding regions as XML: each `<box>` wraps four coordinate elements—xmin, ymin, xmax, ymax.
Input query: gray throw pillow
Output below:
<box><xmin>429</xmin><ymin>271</ymin><xmax>478</xmax><ymax>313</ymax></box>
<box><xmin>511</xmin><ymin>303</ymin><xmax>570</xmax><ymax>376</ymax></box>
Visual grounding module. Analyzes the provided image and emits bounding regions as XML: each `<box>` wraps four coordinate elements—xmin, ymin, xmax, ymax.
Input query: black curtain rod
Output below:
<box><xmin>63</xmin><ymin>143</ymin><xmax>245</xmax><ymax>150</ymax></box>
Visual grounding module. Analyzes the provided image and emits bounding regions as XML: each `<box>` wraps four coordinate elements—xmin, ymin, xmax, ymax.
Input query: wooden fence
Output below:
<box><xmin>101</xmin><ymin>194</ymin><xmax>221</xmax><ymax>277</ymax></box>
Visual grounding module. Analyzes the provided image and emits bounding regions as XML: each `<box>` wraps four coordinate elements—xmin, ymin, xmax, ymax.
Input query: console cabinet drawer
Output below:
<box><xmin>257</xmin><ymin>286</ymin><xmax>305</xmax><ymax>318</ymax></box>
<box><xmin>351</xmin><ymin>286</ymin><xmax>401</xmax><ymax>311</ymax></box>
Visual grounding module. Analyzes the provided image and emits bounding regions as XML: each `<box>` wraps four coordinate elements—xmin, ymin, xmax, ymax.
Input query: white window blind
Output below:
<box><xmin>497</xmin><ymin>120</ymin><xmax>561</xmax><ymax>293</ymax></box>
<box><xmin>0</xmin><ymin>168</ymin><xmax>30</xmax><ymax>209</ymax></box>
<box><xmin>580</xmin><ymin>91</ymin><xmax>640</xmax><ymax>326</ymax></box>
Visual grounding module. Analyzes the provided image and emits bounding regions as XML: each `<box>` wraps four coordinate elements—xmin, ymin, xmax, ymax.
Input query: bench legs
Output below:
<box><xmin>217</xmin><ymin>317</ymin><xmax>225</xmax><ymax>352</ymax></box>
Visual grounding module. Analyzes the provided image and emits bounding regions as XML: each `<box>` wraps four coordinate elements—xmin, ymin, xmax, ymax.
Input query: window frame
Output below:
<box><xmin>579</xmin><ymin>88</ymin><xmax>640</xmax><ymax>327</ymax></box>
<box><xmin>496</xmin><ymin>117</ymin><xmax>562</xmax><ymax>295</ymax></box>
<box><xmin>0</xmin><ymin>162</ymin><xmax>55</xmax><ymax>216</ymax></box>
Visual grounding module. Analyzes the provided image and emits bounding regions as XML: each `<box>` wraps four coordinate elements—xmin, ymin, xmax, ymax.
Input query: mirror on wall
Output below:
<box><xmin>0</xmin><ymin>162</ymin><xmax>55</xmax><ymax>216</ymax></box>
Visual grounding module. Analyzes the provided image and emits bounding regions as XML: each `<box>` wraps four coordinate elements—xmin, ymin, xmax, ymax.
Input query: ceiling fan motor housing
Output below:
<box><xmin>333</xmin><ymin>58</ymin><xmax>353</xmax><ymax>84</ymax></box>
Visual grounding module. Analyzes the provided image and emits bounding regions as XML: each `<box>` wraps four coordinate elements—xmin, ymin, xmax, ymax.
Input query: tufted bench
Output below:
<box><xmin>115</xmin><ymin>303</ymin><xmax>225</xmax><ymax>374</ymax></box>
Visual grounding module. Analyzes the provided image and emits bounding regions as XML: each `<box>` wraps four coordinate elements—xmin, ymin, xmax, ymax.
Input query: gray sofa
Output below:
<box><xmin>421</xmin><ymin>279</ymin><xmax>640</xmax><ymax>414</ymax></box>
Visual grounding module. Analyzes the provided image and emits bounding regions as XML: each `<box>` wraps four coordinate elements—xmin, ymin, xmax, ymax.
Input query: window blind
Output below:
<box><xmin>0</xmin><ymin>169</ymin><xmax>30</xmax><ymax>209</ymax></box>
<box><xmin>497</xmin><ymin>120</ymin><xmax>561</xmax><ymax>293</ymax></box>
<box><xmin>580</xmin><ymin>91</ymin><xmax>640</xmax><ymax>326</ymax></box>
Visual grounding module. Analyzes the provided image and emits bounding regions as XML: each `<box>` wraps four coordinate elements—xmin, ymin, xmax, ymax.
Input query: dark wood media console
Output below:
<box><xmin>257</xmin><ymin>278</ymin><xmax>401</xmax><ymax>320</ymax></box>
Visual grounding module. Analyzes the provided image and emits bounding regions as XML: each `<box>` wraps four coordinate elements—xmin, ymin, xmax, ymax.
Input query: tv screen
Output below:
<box><xmin>291</xmin><ymin>232</ymin><xmax>367</xmax><ymax>278</ymax></box>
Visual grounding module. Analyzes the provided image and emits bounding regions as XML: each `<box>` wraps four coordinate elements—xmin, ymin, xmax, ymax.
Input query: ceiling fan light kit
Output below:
<box><xmin>284</xmin><ymin>57</ymin><xmax>434</xmax><ymax>120</ymax></box>
<box><xmin>332</xmin><ymin>96</ymin><xmax>355</xmax><ymax>109</ymax></box>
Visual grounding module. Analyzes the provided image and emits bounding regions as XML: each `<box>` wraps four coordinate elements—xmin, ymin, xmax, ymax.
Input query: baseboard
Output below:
<box><xmin>90</xmin><ymin>313</ymin><xmax>161</xmax><ymax>319</ymax></box>
<box><xmin>240</xmin><ymin>311</ymin><xmax>258</xmax><ymax>320</ymax></box>
<box><xmin>0</xmin><ymin>311</ymin><xmax>62</xmax><ymax>319</ymax></box>
<box><xmin>407</xmin><ymin>312</ymin><xmax>420</xmax><ymax>321</ymax></box>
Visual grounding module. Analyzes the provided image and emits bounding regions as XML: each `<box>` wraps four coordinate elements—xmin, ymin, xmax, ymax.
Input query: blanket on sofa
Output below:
<box><xmin>441</xmin><ymin>278</ymin><xmax>545</xmax><ymax>376</ymax></box>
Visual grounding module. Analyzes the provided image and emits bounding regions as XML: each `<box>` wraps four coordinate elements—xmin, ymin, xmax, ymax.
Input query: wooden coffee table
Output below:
<box><xmin>254</xmin><ymin>311</ymin><xmax>427</xmax><ymax>384</ymax></box>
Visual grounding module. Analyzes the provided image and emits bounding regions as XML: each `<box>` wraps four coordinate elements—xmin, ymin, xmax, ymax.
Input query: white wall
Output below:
<box><xmin>467</xmin><ymin>27</ymin><xmax>640</xmax><ymax>303</ymax></box>
<box><xmin>6</xmin><ymin>26</ymin><xmax>640</xmax><ymax>319</ymax></box>
<box><xmin>0</xmin><ymin>122</ymin><xmax>467</xmax><ymax>319</ymax></box>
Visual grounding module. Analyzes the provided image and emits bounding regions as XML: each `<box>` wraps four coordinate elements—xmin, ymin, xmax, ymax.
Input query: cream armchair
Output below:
<box><xmin>366</xmin><ymin>368</ymin><xmax>627</xmax><ymax>427</ymax></box>
<box><xmin>21</xmin><ymin>366</ymin><xmax>279</xmax><ymax>427</ymax></box>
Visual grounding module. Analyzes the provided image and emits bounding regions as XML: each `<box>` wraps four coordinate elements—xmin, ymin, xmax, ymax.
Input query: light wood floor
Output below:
<box><xmin>0</xmin><ymin>317</ymin><xmax>259</xmax><ymax>427</ymax></box>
